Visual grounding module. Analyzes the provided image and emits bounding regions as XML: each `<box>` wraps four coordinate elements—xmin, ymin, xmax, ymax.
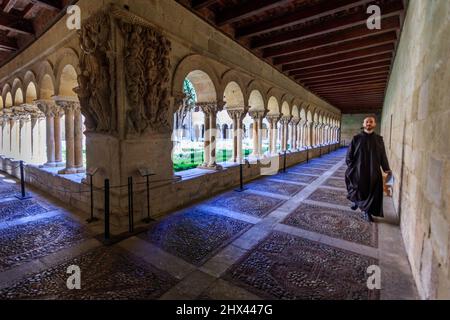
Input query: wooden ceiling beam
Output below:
<box><xmin>293</xmin><ymin>63</ymin><xmax>391</xmax><ymax>79</ymax></box>
<box><xmin>0</xmin><ymin>33</ymin><xmax>17</xmax><ymax>51</ymax></box>
<box><xmin>251</xmin><ymin>0</ymin><xmax>404</xmax><ymax>49</ymax></box>
<box><xmin>0</xmin><ymin>11</ymin><xmax>34</xmax><ymax>35</ymax></box>
<box><xmin>31</xmin><ymin>0</ymin><xmax>62</xmax><ymax>12</ymax></box>
<box><xmin>304</xmin><ymin>73</ymin><xmax>389</xmax><ymax>87</ymax></box>
<box><xmin>288</xmin><ymin>53</ymin><xmax>392</xmax><ymax>73</ymax></box>
<box><xmin>236</xmin><ymin>0</ymin><xmax>371</xmax><ymax>38</ymax></box>
<box><xmin>191</xmin><ymin>0</ymin><xmax>218</xmax><ymax>10</ymax></box>
<box><xmin>274</xmin><ymin>31</ymin><xmax>397</xmax><ymax>65</ymax></box>
<box><xmin>263</xmin><ymin>16</ymin><xmax>400</xmax><ymax>58</ymax></box>
<box><xmin>283</xmin><ymin>44</ymin><xmax>394</xmax><ymax>71</ymax></box>
<box><xmin>216</xmin><ymin>0</ymin><xmax>292</xmax><ymax>27</ymax></box>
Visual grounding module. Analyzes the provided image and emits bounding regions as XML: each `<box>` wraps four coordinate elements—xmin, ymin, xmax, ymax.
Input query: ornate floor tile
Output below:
<box><xmin>332</xmin><ymin>171</ymin><xmax>346</xmax><ymax>179</ymax></box>
<box><xmin>289</xmin><ymin>168</ymin><xmax>326</xmax><ymax>176</ymax></box>
<box><xmin>247</xmin><ymin>180</ymin><xmax>305</xmax><ymax>196</ymax></box>
<box><xmin>224</xmin><ymin>232</ymin><xmax>379</xmax><ymax>300</ymax></box>
<box><xmin>0</xmin><ymin>216</ymin><xmax>88</xmax><ymax>272</ymax></box>
<box><xmin>273</xmin><ymin>173</ymin><xmax>317</xmax><ymax>184</ymax></box>
<box><xmin>0</xmin><ymin>246</ymin><xmax>177</xmax><ymax>300</ymax></box>
<box><xmin>0</xmin><ymin>186</ymin><xmax>18</xmax><ymax>199</ymax></box>
<box><xmin>283</xmin><ymin>203</ymin><xmax>378</xmax><ymax>247</ymax></box>
<box><xmin>207</xmin><ymin>192</ymin><xmax>284</xmax><ymax>218</ymax></box>
<box><xmin>140</xmin><ymin>208</ymin><xmax>252</xmax><ymax>266</ymax></box>
<box><xmin>0</xmin><ymin>199</ymin><xmax>49</xmax><ymax>223</ymax></box>
<box><xmin>323</xmin><ymin>178</ymin><xmax>347</xmax><ymax>189</ymax></box>
<box><xmin>308</xmin><ymin>188</ymin><xmax>352</xmax><ymax>207</ymax></box>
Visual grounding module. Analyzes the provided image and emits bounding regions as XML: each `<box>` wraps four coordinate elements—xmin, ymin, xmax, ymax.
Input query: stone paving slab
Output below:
<box><xmin>283</xmin><ymin>203</ymin><xmax>378</xmax><ymax>247</ymax></box>
<box><xmin>308</xmin><ymin>187</ymin><xmax>353</xmax><ymax>207</ymax></box>
<box><xmin>139</xmin><ymin>208</ymin><xmax>252</xmax><ymax>266</ymax></box>
<box><xmin>246</xmin><ymin>179</ymin><xmax>305</xmax><ymax>197</ymax></box>
<box><xmin>0</xmin><ymin>199</ymin><xmax>49</xmax><ymax>223</ymax></box>
<box><xmin>322</xmin><ymin>178</ymin><xmax>347</xmax><ymax>189</ymax></box>
<box><xmin>206</xmin><ymin>191</ymin><xmax>284</xmax><ymax>218</ymax></box>
<box><xmin>0</xmin><ymin>246</ymin><xmax>178</xmax><ymax>300</ymax></box>
<box><xmin>272</xmin><ymin>173</ymin><xmax>317</xmax><ymax>184</ymax></box>
<box><xmin>0</xmin><ymin>215</ymin><xmax>89</xmax><ymax>272</ymax></box>
<box><xmin>224</xmin><ymin>231</ymin><xmax>379</xmax><ymax>300</ymax></box>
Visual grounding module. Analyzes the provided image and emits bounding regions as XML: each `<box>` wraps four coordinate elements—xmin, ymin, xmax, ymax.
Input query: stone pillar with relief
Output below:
<box><xmin>75</xmin><ymin>5</ymin><xmax>183</xmax><ymax>223</ymax></box>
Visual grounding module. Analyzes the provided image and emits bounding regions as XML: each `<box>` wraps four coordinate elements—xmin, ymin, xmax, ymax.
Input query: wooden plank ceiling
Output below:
<box><xmin>176</xmin><ymin>0</ymin><xmax>406</xmax><ymax>114</ymax></box>
<box><xmin>0</xmin><ymin>0</ymin><xmax>71</xmax><ymax>67</ymax></box>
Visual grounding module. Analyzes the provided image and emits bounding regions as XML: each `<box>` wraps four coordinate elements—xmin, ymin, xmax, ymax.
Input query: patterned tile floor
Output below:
<box><xmin>140</xmin><ymin>208</ymin><xmax>252</xmax><ymax>266</ymax></box>
<box><xmin>224</xmin><ymin>232</ymin><xmax>379</xmax><ymax>300</ymax></box>
<box><xmin>0</xmin><ymin>148</ymin><xmax>418</xmax><ymax>300</ymax></box>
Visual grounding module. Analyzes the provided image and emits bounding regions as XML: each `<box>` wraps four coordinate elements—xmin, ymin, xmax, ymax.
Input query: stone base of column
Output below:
<box><xmin>58</xmin><ymin>167</ymin><xmax>78</xmax><ymax>175</ymax></box>
<box><xmin>42</xmin><ymin>161</ymin><xmax>65</xmax><ymax>168</ymax></box>
<box><xmin>75</xmin><ymin>166</ymin><xmax>86</xmax><ymax>174</ymax></box>
<box><xmin>197</xmin><ymin>163</ymin><xmax>223</xmax><ymax>171</ymax></box>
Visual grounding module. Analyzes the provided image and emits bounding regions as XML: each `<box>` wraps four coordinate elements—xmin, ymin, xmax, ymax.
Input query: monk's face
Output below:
<box><xmin>363</xmin><ymin>117</ymin><xmax>376</xmax><ymax>132</ymax></box>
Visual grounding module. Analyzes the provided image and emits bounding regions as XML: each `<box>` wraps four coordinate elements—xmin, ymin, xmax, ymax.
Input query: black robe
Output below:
<box><xmin>345</xmin><ymin>131</ymin><xmax>391</xmax><ymax>217</ymax></box>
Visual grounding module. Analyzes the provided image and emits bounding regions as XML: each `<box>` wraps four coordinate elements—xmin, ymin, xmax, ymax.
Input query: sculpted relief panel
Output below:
<box><xmin>75</xmin><ymin>5</ymin><xmax>172</xmax><ymax>137</ymax></box>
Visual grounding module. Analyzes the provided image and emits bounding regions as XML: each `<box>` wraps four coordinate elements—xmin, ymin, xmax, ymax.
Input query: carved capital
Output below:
<box><xmin>196</xmin><ymin>102</ymin><xmax>223</xmax><ymax>116</ymax></box>
<box><xmin>54</xmin><ymin>98</ymin><xmax>81</xmax><ymax>114</ymax></box>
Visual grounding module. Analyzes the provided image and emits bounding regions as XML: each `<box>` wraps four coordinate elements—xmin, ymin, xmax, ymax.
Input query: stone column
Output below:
<box><xmin>10</xmin><ymin>116</ymin><xmax>19</xmax><ymax>160</ymax></box>
<box><xmin>54</xmin><ymin>105</ymin><xmax>64</xmax><ymax>167</ymax></box>
<box><xmin>291</xmin><ymin>119</ymin><xmax>299</xmax><ymax>150</ymax></box>
<box><xmin>198</xmin><ymin>102</ymin><xmax>223</xmax><ymax>169</ymax></box>
<box><xmin>56</xmin><ymin>98</ymin><xmax>80</xmax><ymax>175</ymax></box>
<box><xmin>227</xmin><ymin>107</ymin><xmax>247</xmax><ymax>163</ymax></box>
<box><xmin>267</xmin><ymin>115</ymin><xmax>279</xmax><ymax>155</ymax></box>
<box><xmin>250</xmin><ymin>112</ymin><xmax>259</xmax><ymax>157</ymax></box>
<box><xmin>37</xmin><ymin>100</ymin><xmax>57</xmax><ymax>166</ymax></box>
<box><xmin>74</xmin><ymin>104</ymin><xmax>85</xmax><ymax>172</ymax></box>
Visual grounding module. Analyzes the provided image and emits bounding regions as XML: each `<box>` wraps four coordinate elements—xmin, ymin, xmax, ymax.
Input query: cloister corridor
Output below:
<box><xmin>0</xmin><ymin>148</ymin><xmax>417</xmax><ymax>299</ymax></box>
<box><xmin>0</xmin><ymin>0</ymin><xmax>449</xmax><ymax>303</ymax></box>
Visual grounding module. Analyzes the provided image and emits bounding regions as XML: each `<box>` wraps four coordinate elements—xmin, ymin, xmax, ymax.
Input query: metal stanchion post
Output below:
<box><xmin>235</xmin><ymin>159</ymin><xmax>248</xmax><ymax>193</ymax></box>
<box><xmin>283</xmin><ymin>151</ymin><xmax>287</xmax><ymax>173</ymax></box>
<box><xmin>16</xmin><ymin>161</ymin><xmax>31</xmax><ymax>200</ymax></box>
<box><xmin>87</xmin><ymin>172</ymin><xmax>99</xmax><ymax>223</ymax></box>
<box><xmin>139</xmin><ymin>168</ymin><xmax>156</xmax><ymax>224</ymax></box>
<box><xmin>128</xmin><ymin>177</ymin><xmax>134</xmax><ymax>233</ymax></box>
<box><xmin>104</xmin><ymin>179</ymin><xmax>110</xmax><ymax>241</ymax></box>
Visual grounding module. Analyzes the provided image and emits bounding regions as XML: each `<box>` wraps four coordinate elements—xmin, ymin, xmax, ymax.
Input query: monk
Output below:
<box><xmin>345</xmin><ymin>116</ymin><xmax>392</xmax><ymax>222</ymax></box>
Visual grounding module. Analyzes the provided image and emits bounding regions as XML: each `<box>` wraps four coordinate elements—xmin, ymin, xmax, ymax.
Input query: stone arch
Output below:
<box><xmin>281</xmin><ymin>101</ymin><xmax>290</xmax><ymax>117</ymax></box>
<box><xmin>223</xmin><ymin>81</ymin><xmax>245</xmax><ymax>108</ymax></box>
<box><xmin>54</xmin><ymin>48</ymin><xmax>80</xmax><ymax>96</ymax></box>
<box><xmin>246</xmin><ymin>80</ymin><xmax>267</xmax><ymax>109</ymax></box>
<box><xmin>57</xmin><ymin>64</ymin><xmax>79</xmax><ymax>98</ymax></box>
<box><xmin>172</xmin><ymin>54</ymin><xmax>221</xmax><ymax>103</ymax></box>
<box><xmin>266</xmin><ymin>88</ymin><xmax>283</xmax><ymax>108</ymax></box>
<box><xmin>292</xmin><ymin>105</ymin><xmax>300</xmax><ymax>119</ymax></box>
<box><xmin>12</xmin><ymin>78</ymin><xmax>24</xmax><ymax>105</ymax></box>
<box><xmin>24</xmin><ymin>71</ymin><xmax>39</xmax><ymax>102</ymax></box>
<box><xmin>221</xmin><ymin>70</ymin><xmax>248</xmax><ymax>106</ymax></box>
<box><xmin>25</xmin><ymin>82</ymin><xmax>38</xmax><ymax>104</ymax></box>
<box><xmin>37</xmin><ymin>60</ymin><xmax>56</xmax><ymax>100</ymax></box>
<box><xmin>5</xmin><ymin>92</ymin><xmax>13</xmax><ymax>108</ymax></box>
<box><xmin>248</xmin><ymin>90</ymin><xmax>265</xmax><ymax>111</ymax></box>
<box><xmin>267</xmin><ymin>96</ymin><xmax>280</xmax><ymax>115</ymax></box>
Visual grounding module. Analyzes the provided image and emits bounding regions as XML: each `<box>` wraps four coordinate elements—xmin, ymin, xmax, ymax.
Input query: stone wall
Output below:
<box><xmin>380</xmin><ymin>0</ymin><xmax>450</xmax><ymax>299</ymax></box>
<box><xmin>341</xmin><ymin>113</ymin><xmax>381</xmax><ymax>146</ymax></box>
